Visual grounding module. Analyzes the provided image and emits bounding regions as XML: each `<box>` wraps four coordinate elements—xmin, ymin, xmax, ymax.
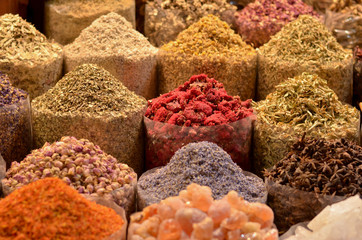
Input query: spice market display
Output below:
<box><xmin>235</xmin><ymin>0</ymin><xmax>320</xmax><ymax>48</ymax></box>
<box><xmin>258</xmin><ymin>15</ymin><xmax>353</xmax><ymax>103</ymax></box>
<box><xmin>0</xmin><ymin>14</ymin><xmax>63</xmax><ymax>99</ymax></box>
<box><xmin>264</xmin><ymin>136</ymin><xmax>362</xmax><ymax>230</ymax></box>
<box><xmin>64</xmin><ymin>12</ymin><xmax>158</xmax><ymax>99</ymax></box>
<box><xmin>159</xmin><ymin>15</ymin><xmax>257</xmax><ymax>99</ymax></box>
<box><xmin>44</xmin><ymin>0</ymin><xmax>136</xmax><ymax>45</ymax></box>
<box><xmin>144</xmin><ymin>0</ymin><xmax>236</xmax><ymax>47</ymax></box>
<box><xmin>138</xmin><ymin>141</ymin><xmax>267</xmax><ymax>209</ymax></box>
<box><xmin>129</xmin><ymin>183</ymin><xmax>278</xmax><ymax>240</ymax></box>
<box><xmin>2</xmin><ymin>136</ymin><xmax>137</xmax><ymax>215</ymax></box>
<box><xmin>32</xmin><ymin>64</ymin><xmax>147</xmax><ymax>174</ymax></box>
<box><xmin>145</xmin><ymin>74</ymin><xmax>255</xmax><ymax>170</ymax></box>
<box><xmin>0</xmin><ymin>1</ymin><xmax>362</xmax><ymax>239</ymax></box>
<box><xmin>253</xmin><ymin>73</ymin><xmax>359</xmax><ymax>174</ymax></box>
<box><xmin>0</xmin><ymin>178</ymin><xmax>126</xmax><ymax>240</ymax></box>
<box><xmin>0</xmin><ymin>73</ymin><xmax>32</xmax><ymax>169</ymax></box>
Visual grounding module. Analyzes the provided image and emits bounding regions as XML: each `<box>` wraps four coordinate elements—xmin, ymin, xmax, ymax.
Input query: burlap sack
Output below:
<box><xmin>257</xmin><ymin>53</ymin><xmax>353</xmax><ymax>103</ymax></box>
<box><xmin>64</xmin><ymin>51</ymin><xmax>158</xmax><ymax>100</ymax></box>
<box><xmin>158</xmin><ymin>51</ymin><xmax>257</xmax><ymax>100</ymax></box>
<box><xmin>0</xmin><ymin>96</ymin><xmax>32</xmax><ymax>169</ymax></box>
<box><xmin>32</xmin><ymin>107</ymin><xmax>146</xmax><ymax>175</ymax></box>
<box><xmin>0</xmin><ymin>51</ymin><xmax>63</xmax><ymax>99</ymax></box>
<box><xmin>44</xmin><ymin>0</ymin><xmax>136</xmax><ymax>45</ymax></box>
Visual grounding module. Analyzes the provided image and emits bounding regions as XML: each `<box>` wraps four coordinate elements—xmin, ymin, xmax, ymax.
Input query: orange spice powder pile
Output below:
<box><xmin>0</xmin><ymin>177</ymin><xmax>124</xmax><ymax>240</ymax></box>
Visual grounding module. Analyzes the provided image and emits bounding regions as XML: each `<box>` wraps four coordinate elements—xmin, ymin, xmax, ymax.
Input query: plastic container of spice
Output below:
<box><xmin>257</xmin><ymin>15</ymin><xmax>353</xmax><ymax>103</ymax></box>
<box><xmin>145</xmin><ymin>115</ymin><xmax>255</xmax><ymax>171</ymax></box>
<box><xmin>158</xmin><ymin>15</ymin><xmax>257</xmax><ymax>100</ymax></box>
<box><xmin>265</xmin><ymin>178</ymin><xmax>347</xmax><ymax>232</ymax></box>
<box><xmin>0</xmin><ymin>96</ymin><xmax>32</xmax><ymax>169</ymax></box>
<box><xmin>44</xmin><ymin>0</ymin><xmax>136</xmax><ymax>45</ymax></box>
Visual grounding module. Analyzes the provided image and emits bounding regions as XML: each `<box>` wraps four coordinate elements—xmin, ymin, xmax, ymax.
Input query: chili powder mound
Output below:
<box><xmin>0</xmin><ymin>178</ymin><xmax>124</xmax><ymax>240</ymax></box>
<box><xmin>145</xmin><ymin>74</ymin><xmax>254</xmax><ymax>127</ymax></box>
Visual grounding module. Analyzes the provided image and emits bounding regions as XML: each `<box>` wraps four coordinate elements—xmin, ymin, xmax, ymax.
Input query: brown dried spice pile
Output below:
<box><xmin>265</xmin><ymin>136</ymin><xmax>362</xmax><ymax>197</ymax></box>
<box><xmin>158</xmin><ymin>15</ymin><xmax>257</xmax><ymax>99</ymax></box>
<box><xmin>32</xmin><ymin>64</ymin><xmax>147</xmax><ymax>174</ymax></box>
<box><xmin>64</xmin><ymin>12</ymin><xmax>158</xmax><ymax>99</ymax></box>
<box><xmin>259</xmin><ymin>15</ymin><xmax>350</xmax><ymax>62</ymax></box>
<box><xmin>0</xmin><ymin>14</ymin><xmax>62</xmax><ymax>64</ymax></box>
<box><xmin>330</xmin><ymin>0</ymin><xmax>362</xmax><ymax>11</ymax></box>
<box><xmin>253</xmin><ymin>73</ymin><xmax>359</xmax><ymax>174</ymax></box>
<box><xmin>145</xmin><ymin>0</ymin><xmax>236</xmax><ymax>46</ymax></box>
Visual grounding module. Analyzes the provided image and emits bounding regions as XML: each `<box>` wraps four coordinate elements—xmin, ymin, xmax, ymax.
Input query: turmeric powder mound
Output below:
<box><xmin>0</xmin><ymin>178</ymin><xmax>124</xmax><ymax>240</ymax></box>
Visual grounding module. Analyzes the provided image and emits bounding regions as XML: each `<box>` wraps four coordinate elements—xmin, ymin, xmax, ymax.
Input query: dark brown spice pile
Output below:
<box><xmin>265</xmin><ymin>136</ymin><xmax>362</xmax><ymax>197</ymax></box>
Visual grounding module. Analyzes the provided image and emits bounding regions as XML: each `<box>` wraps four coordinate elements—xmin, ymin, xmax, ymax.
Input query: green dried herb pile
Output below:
<box><xmin>265</xmin><ymin>136</ymin><xmax>361</xmax><ymax>197</ymax></box>
<box><xmin>253</xmin><ymin>73</ymin><xmax>359</xmax><ymax>173</ymax></box>
<box><xmin>159</xmin><ymin>15</ymin><xmax>257</xmax><ymax>99</ymax></box>
<box><xmin>259</xmin><ymin>15</ymin><xmax>350</xmax><ymax>62</ymax></box>
<box><xmin>0</xmin><ymin>178</ymin><xmax>124</xmax><ymax>240</ymax></box>
<box><xmin>32</xmin><ymin>64</ymin><xmax>147</xmax><ymax>174</ymax></box>
<box><xmin>257</xmin><ymin>15</ymin><xmax>353</xmax><ymax>102</ymax></box>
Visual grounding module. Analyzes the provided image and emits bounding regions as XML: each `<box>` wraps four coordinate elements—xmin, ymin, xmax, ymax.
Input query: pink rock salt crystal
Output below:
<box><xmin>175</xmin><ymin>208</ymin><xmax>207</xmax><ymax>236</ymax></box>
<box><xmin>157</xmin><ymin>219</ymin><xmax>182</xmax><ymax>240</ymax></box>
<box><xmin>221</xmin><ymin>209</ymin><xmax>248</xmax><ymax>230</ymax></box>
<box><xmin>208</xmin><ymin>199</ymin><xmax>231</xmax><ymax>226</ymax></box>
<box><xmin>191</xmin><ymin>217</ymin><xmax>214</xmax><ymax>240</ymax></box>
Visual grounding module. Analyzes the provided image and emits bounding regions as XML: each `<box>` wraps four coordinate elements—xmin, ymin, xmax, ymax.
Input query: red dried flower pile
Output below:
<box><xmin>144</xmin><ymin>74</ymin><xmax>255</xmax><ymax>170</ymax></box>
<box><xmin>145</xmin><ymin>74</ymin><xmax>254</xmax><ymax>126</ymax></box>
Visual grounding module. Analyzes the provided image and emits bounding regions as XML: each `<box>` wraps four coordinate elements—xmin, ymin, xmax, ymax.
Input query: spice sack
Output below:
<box><xmin>44</xmin><ymin>0</ymin><xmax>136</xmax><ymax>45</ymax></box>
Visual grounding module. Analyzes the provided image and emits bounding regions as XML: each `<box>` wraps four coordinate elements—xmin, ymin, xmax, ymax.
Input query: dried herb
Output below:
<box><xmin>3</xmin><ymin>136</ymin><xmax>137</xmax><ymax>213</ymax></box>
<box><xmin>259</xmin><ymin>15</ymin><xmax>350</xmax><ymax>62</ymax></box>
<box><xmin>265</xmin><ymin>136</ymin><xmax>362</xmax><ymax>197</ymax></box>
<box><xmin>235</xmin><ymin>0</ymin><xmax>319</xmax><ymax>47</ymax></box>
<box><xmin>162</xmin><ymin>15</ymin><xmax>255</xmax><ymax>58</ymax></box>
<box><xmin>145</xmin><ymin>0</ymin><xmax>236</xmax><ymax>46</ymax></box>
<box><xmin>253</xmin><ymin>73</ymin><xmax>359</xmax><ymax>173</ymax></box>
<box><xmin>32</xmin><ymin>64</ymin><xmax>147</xmax><ymax>174</ymax></box>
<box><xmin>0</xmin><ymin>178</ymin><xmax>124</xmax><ymax>240</ymax></box>
<box><xmin>0</xmin><ymin>14</ymin><xmax>63</xmax><ymax>98</ymax></box>
<box><xmin>130</xmin><ymin>183</ymin><xmax>278</xmax><ymax>240</ymax></box>
<box><xmin>0</xmin><ymin>73</ymin><xmax>31</xmax><ymax>169</ymax></box>
<box><xmin>139</xmin><ymin>141</ymin><xmax>266</xmax><ymax>207</ymax></box>
<box><xmin>45</xmin><ymin>0</ymin><xmax>136</xmax><ymax>45</ymax></box>
<box><xmin>64</xmin><ymin>12</ymin><xmax>158</xmax><ymax>99</ymax></box>
<box><xmin>330</xmin><ymin>0</ymin><xmax>362</xmax><ymax>11</ymax></box>
<box><xmin>257</xmin><ymin>15</ymin><xmax>353</xmax><ymax>102</ymax></box>
<box><xmin>145</xmin><ymin>74</ymin><xmax>255</xmax><ymax>170</ymax></box>
<box><xmin>158</xmin><ymin>15</ymin><xmax>257</xmax><ymax>99</ymax></box>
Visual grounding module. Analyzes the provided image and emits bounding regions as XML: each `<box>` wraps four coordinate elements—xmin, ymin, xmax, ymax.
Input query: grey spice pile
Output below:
<box><xmin>2</xmin><ymin>136</ymin><xmax>137</xmax><ymax>210</ymax></box>
<box><xmin>0</xmin><ymin>73</ymin><xmax>31</xmax><ymax>168</ymax></box>
<box><xmin>138</xmin><ymin>141</ymin><xmax>266</xmax><ymax>204</ymax></box>
<box><xmin>145</xmin><ymin>0</ymin><xmax>236</xmax><ymax>46</ymax></box>
<box><xmin>265</xmin><ymin>136</ymin><xmax>362</xmax><ymax>197</ymax></box>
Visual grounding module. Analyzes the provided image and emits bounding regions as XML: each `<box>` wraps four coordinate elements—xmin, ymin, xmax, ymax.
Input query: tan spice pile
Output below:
<box><xmin>45</xmin><ymin>0</ymin><xmax>135</xmax><ymax>45</ymax></box>
<box><xmin>145</xmin><ymin>0</ymin><xmax>236</xmax><ymax>46</ymax></box>
<box><xmin>64</xmin><ymin>12</ymin><xmax>158</xmax><ymax>99</ymax></box>
<box><xmin>32</xmin><ymin>64</ymin><xmax>147</xmax><ymax>174</ymax></box>
<box><xmin>159</xmin><ymin>15</ymin><xmax>257</xmax><ymax>99</ymax></box>
<box><xmin>252</xmin><ymin>73</ymin><xmax>359</xmax><ymax>174</ymax></box>
<box><xmin>257</xmin><ymin>15</ymin><xmax>353</xmax><ymax>103</ymax></box>
<box><xmin>0</xmin><ymin>14</ymin><xmax>63</xmax><ymax>98</ymax></box>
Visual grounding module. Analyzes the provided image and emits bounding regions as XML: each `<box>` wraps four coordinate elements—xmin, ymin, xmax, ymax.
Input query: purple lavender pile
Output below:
<box><xmin>0</xmin><ymin>73</ymin><xmax>31</xmax><ymax>168</ymax></box>
<box><xmin>235</xmin><ymin>0</ymin><xmax>320</xmax><ymax>47</ymax></box>
<box><xmin>138</xmin><ymin>141</ymin><xmax>266</xmax><ymax>206</ymax></box>
<box><xmin>0</xmin><ymin>73</ymin><xmax>27</xmax><ymax>106</ymax></box>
